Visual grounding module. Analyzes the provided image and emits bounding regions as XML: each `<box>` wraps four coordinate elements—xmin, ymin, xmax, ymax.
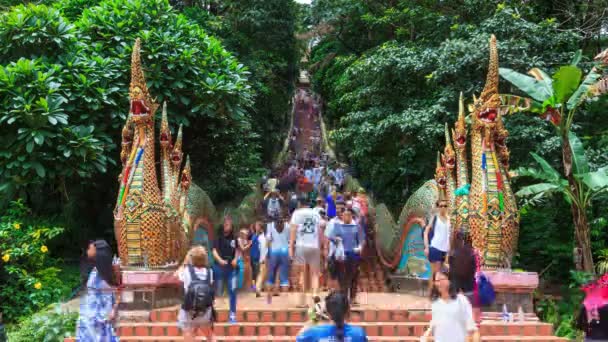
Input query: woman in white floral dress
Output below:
<box><xmin>77</xmin><ymin>240</ymin><xmax>120</xmax><ymax>342</ymax></box>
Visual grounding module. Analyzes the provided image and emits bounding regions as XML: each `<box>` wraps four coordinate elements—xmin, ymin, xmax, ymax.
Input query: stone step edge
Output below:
<box><xmin>118</xmin><ymin>321</ymin><xmax>553</xmax><ymax>327</ymax></box>
<box><xmin>65</xmin><ymin>336</ymin><xmax>569</xmax><ymax>342</ymax></box>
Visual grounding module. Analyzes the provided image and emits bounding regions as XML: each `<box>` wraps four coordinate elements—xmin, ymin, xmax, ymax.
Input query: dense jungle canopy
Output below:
<box><xmin>0</xmin><ymin>0</ymin><xmax>607</xmax><ymax>332</ymax></box>
<box><xmin>306</xmin><ymin>0</ymin><xmax>608</xmax><ymax>281</ymax></box>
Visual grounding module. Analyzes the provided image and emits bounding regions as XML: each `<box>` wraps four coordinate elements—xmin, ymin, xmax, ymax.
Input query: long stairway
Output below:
<box><xmin>65</xmin><ymin>84</ymin><xmax>565</xmax><ymax>342</ymax></box>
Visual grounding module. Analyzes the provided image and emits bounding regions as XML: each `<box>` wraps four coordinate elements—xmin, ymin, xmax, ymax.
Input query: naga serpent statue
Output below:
<box><xmin>113</xmin><ymin>39</ymin><xmax>216</xmax><ymax>268</ymax></box>
<box><xmin>375</xmin><ymin>35</ymin><xmax>520</xmax><ymax>275</ymax></box>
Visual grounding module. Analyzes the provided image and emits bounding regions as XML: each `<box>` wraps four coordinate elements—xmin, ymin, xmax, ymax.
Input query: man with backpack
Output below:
<box><xmin>212</xmin><ymin>216</ymin><xmax>239</xmax><ymax>323</ymax></box>
<box><xmin>176</xmin><ymin>246</ymin><xmax>215</xmax><ymax>342</ymax></box>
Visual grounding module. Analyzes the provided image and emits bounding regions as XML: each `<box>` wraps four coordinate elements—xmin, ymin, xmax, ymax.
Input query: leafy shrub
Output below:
<box><xmin>7</xmin><ymin>305</ymin><xmax>78</xmax><ymax>342</ymax></box>
<box><xmin>0</xmin><ymin>1</ymin><xmax>259</xmax><ymax>227</ymax></box>
<box><xmin>0</xmin><ymin>4</ymin><xmax>78</xmax><ymax>63</ymax></box>
<box><xmin>0</xmin><ymin>200</ymin><xmax>76</xmax><ymax>322</ymax></box>
<box><xmin>536</xmin><ymin>270</ymin><xmax>592</xmax><ymax>339</ymax></box>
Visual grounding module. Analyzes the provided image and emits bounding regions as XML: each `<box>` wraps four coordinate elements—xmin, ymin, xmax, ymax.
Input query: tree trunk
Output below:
<box><xmin>562</xmin><ymin>134</ymin><xmax>595</xmax><ymax>273</ymax></box>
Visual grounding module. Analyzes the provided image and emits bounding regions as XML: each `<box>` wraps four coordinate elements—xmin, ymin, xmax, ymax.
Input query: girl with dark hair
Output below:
<box><xmin>76</xmin><ymin>240</ymin><xmax>120</xmax><ymax>342</ymax></box>
<box><xmin>449</xmin><ymin>231</ymin><xmax>481</xmax><ymax>324</ymax></box>
<box><xmin>296</xmin><ymin>291</ymin><xmax>367</xmax><ymax>342</ymax></box>
<box><xmin>422</xmin><ymin>268</ymin><xmax>479</xmax><ymax>342</ymax></box>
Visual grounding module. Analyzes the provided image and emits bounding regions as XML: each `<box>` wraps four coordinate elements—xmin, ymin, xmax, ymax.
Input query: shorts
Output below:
<box><xmin>428</xmin><ymin>246</ymin><xmax>446</xmax><ymax>263</ymax></box>
<box><xmin>294</xmin><ymin>246</ymin><xmax>321</xmax><ymax>272</ymax></box>
<box><xmin>177</xmin><ymin>307</ymin><xmax>213</xmax><ymax>330</ymax></box>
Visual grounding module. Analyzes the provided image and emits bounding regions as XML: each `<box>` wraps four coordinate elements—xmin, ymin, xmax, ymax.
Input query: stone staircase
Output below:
<box><xmin>65</xmin><ymin>306</ymin><xmax>566</xmax><ymax>342</ymax></box>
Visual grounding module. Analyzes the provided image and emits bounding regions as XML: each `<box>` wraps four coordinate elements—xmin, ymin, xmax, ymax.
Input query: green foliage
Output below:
<box><xmin>515</xmin><ymin>133</ymin><xmax>608</xmax><ymax>209</ymax></box>
<box><xmin>182</xmin><ymin>0</ymin><xmax>299</xmax><ymax>171</ymax></box>
<box><xmin>0</xmin><ymin>200</ymin><xmax>78</xmax><ymax>322</ymax></box>
<box><xmin>0</xmin><ymin>0</ymin><xmax>261</xmax><ymax>237</ymax></box>
<box><xmin>0</xmin><ymin>4</ymin><xmax>78</xmax><ymax>63</ymax></box>
<box><xmin>7</xmin><ymin>305</ymin><xmax>78</xmax><ymax>342</ymax></box>
<box><xmin>536</xmin><ymin>271</ymin><xmax>591</xmax><ymax>339</ymax></box>
<box><xmin>310</xmin><ymin>2</ymin><xmax>581</xmax><ymax>209</ymax></box>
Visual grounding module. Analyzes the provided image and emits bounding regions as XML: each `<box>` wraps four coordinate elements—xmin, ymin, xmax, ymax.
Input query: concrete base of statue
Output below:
<box><xmin>118</xmin><ymin>268</ymin><xmax>183</xmax><ymax>311</ymax></box>
<box><xmin>482</xmin><ymin>269</ymin><xmax>539</xmax><ymax>313</ymax></box>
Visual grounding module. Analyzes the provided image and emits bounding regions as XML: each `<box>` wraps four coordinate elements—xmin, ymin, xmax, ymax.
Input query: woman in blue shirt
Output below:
<box><xmin>296</xmin><ymin>291</ymin><xmax>367</xmax><ymax>342</ymax></box>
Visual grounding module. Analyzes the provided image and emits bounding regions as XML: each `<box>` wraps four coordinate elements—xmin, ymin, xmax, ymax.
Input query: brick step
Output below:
<box><xmin>149</xmin><ymin>308</ymin><xmax>538</xmax><ymax>324</ymax></box>
<box><xmin>68</xmin><ymin>336</ymin><xmax>568</xmax><ymax>342</ymax></box>
<box><xmin>150</xmin><ymin>308</ymin><xmax>415</xmax><ymax>323</ymax></box>
<box><xmin>116</xmin><ymin>321</ymin><xmax>555</xmax><ymax>337</ymax></box>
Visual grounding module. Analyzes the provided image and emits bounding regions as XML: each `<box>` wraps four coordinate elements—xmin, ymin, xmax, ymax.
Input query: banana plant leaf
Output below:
<box><xmin>516</xmin><ymin>182</ymin><xmax>562</xmax><ymax>198</ymax></box>
<box><xmin>568</xmin><ymin>132</ymin><xmax>590</xmax><ymax>175</ymax></box>
<box><xmin>567</xmin><ymin>68</ymin><xmax>602</xmax><ymax>110</ymax></box>
<box><xmin>576</xmin><ymin>168</ymin><xmax>608</xmax><ymax>192</ymax></box>
<box><xmin>530</xmin><ymin>152</ymin><xmax>562</xmax><ymax>182</ymax></box>
<box><xmin>499</xmin><ymin>67</ymin><xmax>553</xmax><ymax>102</ymax></box>
<box><xmin>552</xmin><ymin>65</ymin><xmax>582</xmax><ymax>105</ymax></box>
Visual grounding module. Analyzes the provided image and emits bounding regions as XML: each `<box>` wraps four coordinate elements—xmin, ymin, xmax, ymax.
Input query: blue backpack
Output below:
<box><xmin>477</xmin><ymin>273</ymin><xmax>495</xmax><ymax>306</ymax></box>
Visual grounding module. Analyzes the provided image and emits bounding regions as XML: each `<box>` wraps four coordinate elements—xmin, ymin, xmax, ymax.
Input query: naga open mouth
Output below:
<box><xmin>160</xmin><ymin>132</ymin><xmax>170</xmax><ymax>147</ymax></box>
<box><xmin>130</xmin><ymin>99</ymin><xmax>151</xmax><ymax>124</ymax></box>
<box><xmin>171</xmin><ymin>153</ymin><xmax>182</xmax><ymax>165</ymax></box>
<box><xmin>437</xmin><ymin>177</ymin><xmax>447</xmax><ymax>188</ymax></box>
<box><xmin>478</xmin><ymin>108</ymin><xmax>497</xmax><ymax>124</ymax></box>
<box><xmin>445</xmin><ymin>157</ymin><xmax>456</xmax><ymax>168</ymax></box>
<box><xmin>455</xmin><ymin>135</ymin><xmax>466</xmax><ymax>147</ymax></box>
<box><xmin>181</xmin><ymin>174</ymin><xmax>191</xmax><ymax>188</ymax></box>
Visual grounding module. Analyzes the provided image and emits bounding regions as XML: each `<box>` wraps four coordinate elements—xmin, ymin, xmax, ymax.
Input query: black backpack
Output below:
<box><xmin>182</xmin><ymin>265</ymin><xmax>214</xmax><ymax>319</ymax></box>
<box><xmin>428</xmin><ymin>215</ymin><xmax>437</xmax><ymax>243</ymax></box>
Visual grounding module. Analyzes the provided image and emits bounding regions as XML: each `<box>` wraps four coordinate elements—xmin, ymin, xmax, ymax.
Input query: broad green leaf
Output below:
<box><xmin>528</xmin><ymin>68</ymin><xmax>553</xmax><ymax>96</ymax></box>
<box><xmin>516</xmin><ymin>183</ymin><xmax>561</xmax><ymax>197</ymax></box>
<box><xmin>571</xmin><ymin>50</ymin><xmax>582</xmax><ymax>66</ymax></box>
<box><xmin>530</xmin><ymin>152</ymin><xmax>561</xmax><ymax>182</ymax></box>
<box><xmin>26</xmin><ymin>141</ymin><xmax>34</xmax><ymax>153</ymax></box>
<box><xmin>499</xmin><ymin>67</ymin><xmax>552</xmax><ymax>102</ymax></box>
<box><xmin>567</xmin><ymin>69</ymin><xmax>602</xmax><ymax>110</ymax></box>
<box><xmin>577</xmin><ymin>169</ymin><xmax>608</xmax><ymax>191</ymax></box>
<box><xmin>34</xmin><ymin>133</ymin><xmax>44</xmax><ymax>145</ymax></box>
<box><xmin>32</xmin><ymin>162</ymin><xmax>45</xmax><ymax>178</ymax></box>
<box><xmin>552</xmin><ymin>65</ymin><xmax>582</xmax><ymax>104</ymax></box>
<box><xmin>568</xmin><ymin>132</ymin><xmax>589</xmax><ymax>174</ymax></box>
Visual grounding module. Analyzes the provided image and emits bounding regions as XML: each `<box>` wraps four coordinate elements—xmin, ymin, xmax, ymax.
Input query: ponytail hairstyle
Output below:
<box><xmin>325</xmin><ymin>291</ymin><xmax>349</xmax><ymax>342</ymax></box>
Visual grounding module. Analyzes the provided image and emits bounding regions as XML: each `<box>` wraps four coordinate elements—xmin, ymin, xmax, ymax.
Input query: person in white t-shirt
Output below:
<box><xmin>175</xmin><ymin>246</ymin><xmax>214</xmax><ymax>342</ymax></box>
<box><xmin>290</xmin><ymin>196</ymin><xmax>324</xmax><ymax>306</ymax></box>
<box><xmin>421</xmin><ymin>267</ymin><xmax>479</xmax><ymax>342</ymax></box>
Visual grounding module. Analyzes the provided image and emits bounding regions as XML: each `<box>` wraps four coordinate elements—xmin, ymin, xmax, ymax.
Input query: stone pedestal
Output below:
<box><xmin>118</xmin><ymin>269</ymin><xmax>183</xmax><ymax>311</ymax></box>
<box><xmin>483</xmin><ymin>270</ymin><xmax>539</xmax><ymax>313</ymax></box>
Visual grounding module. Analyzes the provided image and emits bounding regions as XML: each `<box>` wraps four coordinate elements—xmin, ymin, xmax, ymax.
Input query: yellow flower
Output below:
<box><xmin>34</xmin><ymin>282</ymin><xmax>42</xmax><ymax>290</ymax></box>
<box><xmin>2</xmin><ymin>254</ymin><xmax>9</xmax><ymax>262</ymax></box>
<box><xmin>13</xmin><ymin>222</ymin><xmax>21</xmax><ymax>230</ymax></box>
<box><xmin>40</xmin><ymin>245</ymin><xmax>48</xmax><ymax>253</ymax></box>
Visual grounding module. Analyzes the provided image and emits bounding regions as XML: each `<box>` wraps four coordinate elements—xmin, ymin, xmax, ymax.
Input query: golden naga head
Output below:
<box><xmin>129</xmin><ymin>38</ymin><xmax>158</xmax><ymax>125</ymax></box>
<box><xmin>471</xmin><ymin>35</ymin><xmax>500</xmax><ymax>129</ymax></box>
<box><xmin>181</xmin><ymin>156</ymin><xmax>192</xmax><ymax>191</ymax></box>
<box><xmin>453</xmin><ymin>92</ymin><xmax>467</xmax><ymax>150</ymax></box>
<box><xmin>443</xmin><ymin>123</ymin><xmax>456</xmax><ymax>170</ymax></box>
<box><xmin>434</xmin><ymin>152</ymin><xmax>447</xmax><ymax>189</ymax></box>
<box><xmin>171</xmin><ymin>124</ymin><xmax>184</xmax><ymax>168</ymax></box>
<box><xmin>160</xmin><ymin>102</ymin><xmax>172</xmax><ymax>149</ymax></box>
